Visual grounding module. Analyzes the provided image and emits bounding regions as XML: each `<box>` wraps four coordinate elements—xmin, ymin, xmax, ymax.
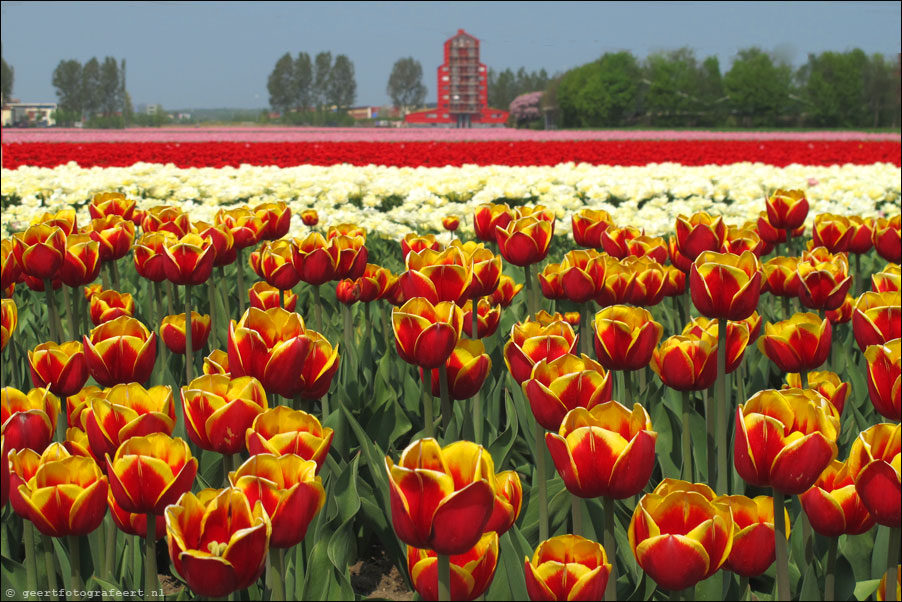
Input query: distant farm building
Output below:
<box><xmin>405</xmin><ymin>29</ymin><xmax>508</xmax><ymax>128</ymax></box>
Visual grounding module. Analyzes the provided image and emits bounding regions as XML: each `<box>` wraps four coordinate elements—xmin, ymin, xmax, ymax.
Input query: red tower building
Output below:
<box><xmin>405</xmin><ymin>29</ymin><xmax>509</xmax><ymax>128</ymax></box>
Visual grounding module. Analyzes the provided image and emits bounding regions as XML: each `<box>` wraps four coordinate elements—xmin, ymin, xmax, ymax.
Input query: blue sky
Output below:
<box><xmin>2</xmin><ymin>1</ymin><xmax>900</xmax><ymax>110</ymax></box>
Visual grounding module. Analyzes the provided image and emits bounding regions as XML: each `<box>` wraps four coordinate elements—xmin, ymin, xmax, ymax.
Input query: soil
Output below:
<box><xmin>350</xmin><ymin>545</ymin><xmax>414</xmax><ymax>601</ymax></box>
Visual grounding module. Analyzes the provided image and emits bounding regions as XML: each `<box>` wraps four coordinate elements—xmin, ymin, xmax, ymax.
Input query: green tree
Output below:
<box><xmin>387</xmin><ymin>57</ymin><xmax>426</xmax><ymax>113</ymax></box>
<box><xmin>99</xmin><ymin>56</ymin><xmax>120</xmax><ymax>116</ymax></box>
<box><xmin>862</xmin><ymin>53</ymin><xmax>896</xmax><ymax>127</ymax></box>
<box><xmin>1</xmin><ymin>44</ymin><xmax>13</xmax><ymax>102</ymax></box>
<box><xmin>328</xmin><ymin>54</ymin><xmax>356</xmax><ymax>109</ymax></box>
<box><xmin>293</xmin><ymin>52</ymin><xmax>313</xmax><ymax>112</ymax></box>
<box><xmin>724</xmin><ymin>48</ymin><xmax>795</xmax><ymax>126</ymax></box>
<box><xmin>312</xmin><ymin>51</ymin><xmax>332</xmax><ymax>110</ymax></box>
<box><xmin>488</xmin><ymin>68</ymin><xmax>516</xmax><ymax>109</ymax></box>
<box><xmin>52</xmin><ymin>59</ymin><xmax>83</xmax><ymax>114</ymax></box>
<box><xmin>643</xmin><ymin>48</ymin><xmax>703</xmax><ymax>126</ymax></box>
<box><xmin>81</xmin><ymin>57</ymin><xmax>102</xmax><ymax>118</ymax></box>
<box><xmin>800</xmin><ymin>50</ymin><xmax>868</xmax><ymax>127</ymax></box>
<box><xmin>267</xmin><ymin>52</ymin><xmax>295</xmax><ymax>112</ymax></box>
<box><xmin>558</xmin><ymin>51</ymin><xmax>641</xmax><ymax>127</ymax></box>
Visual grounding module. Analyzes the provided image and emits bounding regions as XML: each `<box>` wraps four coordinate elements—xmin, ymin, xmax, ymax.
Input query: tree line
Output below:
<box><xmin>546</xmin><ymin>47</ymin><xmax>900</xmax><ymax>129</ymax></box>
<box><xmin>266</xmin><ymin>51</ymin><xmax>357</xmax><ymax>125</ymax></box>
<box><xmin>49</xmin><ymin>57</ymin><xmax>140</xmax><ymax>127</ymax></box>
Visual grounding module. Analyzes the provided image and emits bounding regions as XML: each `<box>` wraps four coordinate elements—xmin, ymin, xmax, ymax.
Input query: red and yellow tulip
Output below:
<box><xmin>524</xmin><ymin>534</ymin><xmax>611</xmax><ymax>601</ymax></box>
<box><xmin>83</xmin><ymin>316</ymin><xmax>157</xmax><ymax>386</ymax></box>
<box><xmin>592</xmin><ymin>305</ymin><xmax>663</xmax><ymax>372</ymax></box>
<box><xmin>864</xmin><ymin>339</ymin><xmax>901</xmax><ymax>421</ymax></box>
<box><xmin>408</xmin><ymin>532</ymin><xmax>499</xmax><ymax>601</ymax></box>
<box><xmin>799</xmin><ymin>459</ymin><xmax>874</xmax><ymax>537</ymax></box>
<box><xmin>392</xmin><ymin>298</ymin><xmax>463</xmax><ymax>369</ymax></box>
<box><xmin>27</xmin><ymin>341</ymin><xmax>89</xmax><ymax>397</ymax></box>
<box><xmin>181</xmin><ymin>374</ymin><xmax>268</xmax><ymax>455</ymax></box>
<box><xmin>522</xmin><ymin>354</ymin><xmax>612</xmax><ymax>431</ymax></box>
<box><xmin>847</xmin><ymin>423</ymin><xmax>900</xmax><ymax>527</ymax></box>
<box><xmin>245</xmin><ymin>406</ymin><xmax>333</xmax><ymax>471</ymax></box>
<box><xmin>717</xmin><ymin>494</ymin><xmax>789</xmax><ymax>577</ymax></box>
<box><xmin>758</xmin><ymin>312</ymin><xmax>832</xmax><ymax>374</ymax></box>
<box><xmin>107</xmin><ymin>432</ymin><xmax>197</xmax><ymax>515</ymax></box>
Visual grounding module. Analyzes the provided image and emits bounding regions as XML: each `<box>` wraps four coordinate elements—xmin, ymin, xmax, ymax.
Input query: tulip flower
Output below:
<box><xmin>442</xmin><ymin>216</ymin><xmax>461</xmax><ymax>231</ymax></box>
<box><xmin>800</xmin><ymin>459</ymin><xmax>874</xmax><ymax>537</ymax></box>
<box><xmin>717</xmin><ymin>494</ymin><xmax>789</xmax><ymax>577</ymax></box>
<box><xmin>495</xmin><ymin>216</ymin><xmax>553</xmax><ymax>267</ymax></box>
<box><xmin>203</xmin><ymin>349</ymin><xmax>231</xmax><ymax>375</ymax></box>
<box><xmin>1</xmin><ymin>387</ymin><xmax>60</xmax><ymax>454</ymax></box>
<box><xmin>844</xmin><ymin>216</ymin><xmax>875</xmax><ymax>254</ymax></box>
<box><xmin>571</xmin><ymin>208</ymin><xmax>612</xmax><ymax>249</ymax></box>
<box><xmin>627</xmin><ymin>234</ymin><xmax>669</xmax><ymax>263</ymax></box>
<box><xmin>690</xmin><ymin>250</ymin><xmax>761</xmax><ymax>321</ymax></box>
<box><xmin>504</xmin><ymin>318</ymin><xmax>578</xmax><ymax>384</ymax></box>
<box><xmin>785</xmin><ymin>371</ymin><xmax>850</xmax><ymax>416</ymax></box>
<box><xmin>557</xmin><ymin>249</ymin><xmax>606</xmax><ymax>303</ymax></box>
<box><xmin>451</xmin><ymin>241</ymin><xmax>502</xmax><ymax>299</ymax></box>
<box><xmin>681</xmin><ymin>317</ymin><xmax>753</xmax><ymax>374</ymax></box>
<box><xmin>723</xmin><ymin>225</ymin><xmax>765</xmax><ymax>257</ymax></box>
<box><xmin>401</xmin><ymin>247</ymin><xmax>473</xmax><ymax>305</ymax></box>
<box><xmin>327</xmin><ymin>223</ymin><xmax>367</xmax><ymax>241</ymax></box>
<box><xmin>524</xmin><ymin>534</ymin><xmax>611</xmax><ymax>601</ymax></box>
<box><xmin>762</xmin><ymin>256</ymin><xmax>801</xmax><ymax>297</ymax></box>
<box><xmin>89</xmin><ymin>192</ymin><xmax>136</xmax><ymax>222</ymax></box>
<box><xmin>593</xmin><ymin>258</ymin><xmax>633</xmax><ymax>307</ymax></box>
<box><xmin>133</xmin><ymin>231</ymin><xmax>177</xmax><ymax>282</ymax></box>
<box><xmin>847</xmin><ymin>423</ymin><xmax>901</xmax><ymax>527</ymax></box>
<box><xmin>248</xmin><ymin>281</ymin><xmax>297</xmax><ymax>311</ymax></box>
<box><xmin>294</xmin><ymin>330</ymin><xmax>340</xmax><ymax>399</ymax></box>
<box><xmin>864</xmin><ymin>339</ymin><xmax>901</xmax><ymax>421</ymax></box>
<box><xmin>83</xmin><ymin>316</ymin><xmax>156</xmax><ymax>386</ymax></box>
<box><xmin>161</xmin><ymin>312</ymin><xmax>212</xmax><ymax>354</ymax></box>
<box><xmin>328</xmin><ymin>234</ymin><xmax>368</xmax><ymax>280</ymax></box>
<box><xmin>853</xmin><ymin>291</ymin><xmax>901</xmax><ymax>351</ymax></box>
<box><xmin>1</xmin><ymin>298</ymin><xmax>16</xmax><ymax>351</ymax></box>
<box><xmin>401</xmin><ymin>233</ymin><xmax>442</xmax><ymax>259</ymax></box>
<box><xmin>537</xmin><ymin>262</ymin><xmax>565</xmax><ymax>300</ymax></box>
<box><xmin>629</xmin><ymin>479</ymin><xmax>733</xmax><ymax>591</ymax></box>
<box><xmin>229</xmin><ymin>453</ymin><xmax>325</xmax><ymax>548</ymax></box>
<box><xmin>487</xmin><ymin>274</ymin><xmax>522</xmax><ymax>307</ymax></box>
<box><xmin>797</xmin><ymin>247</ymin><xmax>853</xmax><ymax>311</ymax></box>
<box><xmin>592</xmin><ymin>305</ymin><xmax>663</xmax><ymax>372</ymax></box>
<box><xmin>301</xmin><ymin>209</ymin><xmax>319</xmax><ymax>226</ymax></box>
<box><xmin>872</xmin><ymin>215</ymin><xmax>901</xmax><ymax>263</ymax></box>
<box><xmin>245</xmin><ymin>406</ymin><xmax>333</xmax><ymax>471</ymax></box>
<box><xmin>812</xmin><ymin>214</ymin><xmax>854</xmax><ymax>253</ymax></box>
<box><xmin>1</xmin><ymin>238</ymin><xmax>21</xmax><ymax>292</ymax></box>
<box><xmin>766</xmin><ymin>189</ymin><xmax>809</xmax><ymax>230</ymax></box>
<box><xmin>181</xmin><ymin>374</ymin><xmax>268</xmax><ymax>455</ymax></box>
<box><xmin>872</xmin><ymin>263</ymin><xmax>901</xmax><ymax>294</ymax></box>
<box><xmin>87</xmin><ymin>216</ymin><xmax>135</xmax><ymax>263</ymax></box>
<box><xmin>163</xmin><ymin>232</ymin><xmax>216</xmax><ymax>286</ymax></box>
<box><xmin>108</xmin><ymin>490</ymin><xmax>166</xmax><ymax>539</ymax></box>
<box><xmin>735</xmin><ymin>388</ymin><xmax>839</xmax><ymax>494</ymax></box>
<box><xmin>392</xmin><ymin>298</ymin><xmax>463</xmax><ymax>369</ymax></box>
<box><xmin>81</xmin><ymin>383</ymin><xmax>176</xmax><ymax>462</ymax></box>
<box><xmin>651</xmin><ymin>334</ymin><xmax>718</xmax><ymax>391</ymax></box>
<box><xmin>462</xmin><ymin>299</ymin><xmax>501</xmax><ymax>339</ymax></box>
<box><xmin>430</xmin><ymin>339</ymin><xmax>491</xmax><ymax>401</ymax></box>
<box><xmin>60</xmin><ymin>233</ymin><xmax>102</xmax><ymax>287</ymax></box>
<box><xmin>624</xmin><ymin>255</ymin><xmax>667</xmax><ymax>307</ymax></box>
<box><xmin>601</xmin><ymin>226</ymin><xmax>642</xmax><ymax>259</ymax></box>
<box><xmin>758</xmin><ymin>312</ymin><xmax>832</xmax><ymax>374</ymax></box>
<box><xmin>141</xmin><ymin>205</ymin><xmax>191</xmax><ymax>237</ymax></box>
<box><xmin>408</xmin><ymin>532</ymin><xmax>499</xmax><ymax>601</ymax></box>
<box><xmin>165</xmin><ymin>487</ymin><xmax>270</xmax><ymax>598</ymax></box>
<box><xmin>291</xmin><ymin>232</ymin><xmax>337</xmax><ymax>286</ymax></box>
<box><xmin>12</xmin><ymin>451</ymin><xmax>108</xmax><ymax>537</ymax></box>
<box><xmin>107</xmin><ymin>432</ymin><xmax>197</xmax><ymax>515</ymax></box>
<box><xmin>485</xmin><ymin>470</ymin><xmax>522</xmax><ymax>536</ymax></box>
<box><xmin>386</xmin><ymin>438</ymin><xmax>496</xmax><ymax>555</ymax></box>
<box><xmin>12</xmin><ymin>223</ymin><xmax>67</xmax><ymax>281</ymax></box>
<box><xmin>473</xmin><ymin>203</ymin><xmax>514</xmax><ymax>242</ymax></box>
<box><xmin>254</xmin><ymin>200</ymin><xmax>291</xmax><ymax>240</ymax></box>
<box><xmin>194</xmin><ymin>221</ymin><xmax>236</xmax><ymax>267</ymax></box>
<box><xmin>546</xmin><ymin>403</ymin><xmax>656</xmax><ymax>499</ymax></box>
<box><xmin>336</xmin><ymin>279</ymin><xmax>361</xmax><ymax>304</ymax></box>
<box><xmin>826</xmin><ymin>293</ymin><xmax>855</xmax><ymax>324</ymax></box>
<box><xmin>354</xmin><ymin>263</ymin><xmax>395</xmax><ymax>302</ymax></box>
<box><xmin>227</xmin><ymin>307</ymin><xmax>312</xmax><ymax>398</ymax></box>
<box><xmin>256</xmin><ymin>239</ymin><xmax>301</xmax><ymax>290</ymax></box>
<box><xmin>522</xmin><ymin>354</ymin><xmax>612</xmax><ymax>431</ymax></box>
<box><xmin>675</xmin><ymin>212</ymin><xmax>727</xmax><ymax>261</ymax></box>
<box><xmin>215</xmin><ymin>207</ymin><xmax>264</xmax><ymax>249</ymax></box>
<box><xmin>89</xmin><ymin>289</ymin><xmax>134</xmax><ymax>325</ymax></box>
<box><xmin>27</xmin><ymin>341</ymin><xmax>89</xmax><ymax>397</ymax></box>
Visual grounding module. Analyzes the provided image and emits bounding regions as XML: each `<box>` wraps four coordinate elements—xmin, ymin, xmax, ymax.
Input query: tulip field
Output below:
<box><xmin>0</xmin><ymin>128</ymin><xmax>900</xmax><ymax>602</ymax></box>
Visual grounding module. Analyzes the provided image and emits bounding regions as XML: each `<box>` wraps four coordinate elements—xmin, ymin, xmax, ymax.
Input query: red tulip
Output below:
<box><xmin>766</xmin><ymin>189</ymin><xmax>809</xmax><ymax>230</ymax></box>
<box><xmin>758</xmin><ymin>312</ymin><xmax>832</xmax><ymax>374</ymax></box>
<box><xmin>89</xmin><ymin>192</ymin><xmax>136</xmax><ymax>223</ymax></box>
<box><xmin>800</xmin><ymin>459</ymin><xmax>874</xmax><ymax>537</ymax></box>
<box><xmin>864</xmin><ymin>339</ymin><xmax>901</xmax><ymax>421</ymax></box>
<box><xmin>107</xmin><ymin>432</ymin><xmax>197</xmax><ymax>515</ymax></box>
<box><xmin>163</xmin><ymin>232</ymin><xmax>216</xmax><ymax>286</ymax></box>
<box><xmin>675</xmin><ymin>212</ymin><xmax>727</xmax><ymax>261</ymax></box>
<box><xmin>292</xmin><ymin>232</ymin><xmax>337</xmax><ymax>286</ymax></box>
<box><xmin>181</xmin><ymin>374</ymin><xmax>268</xmax><ymax>454</ymax></box>
<box><xmin>12</xmin><ymin>223</ymin><xmax>67</xmax><ymax>281</ymax></box>
<box><xmin>408</xmin><ymin>532</ymin><xmax>499</xmax><ymax>601</ymax></box>
<box><xmin>504</xmin><ymin>318</ymin><xmax>578</xmax><ymax>384</ymax></box>
<box><xmin>592</xmin><ymin>305</ymin><xmax>663</xmax><ymax>372</ymax></box>
<box><xmin>690</xmin><ymin>251</ymin><xmax>761</xmax><ymax>321</ymax></box>
<box><xmin>28</xmin><ymin>341</ymin><xmax>89</xmax><ymax>397</ymax></box>
<box><xmin>522</xmin><ymin>354</ymin><xmax>612</xmax><ymax>431</ymax></box>
<box><xmin>797</xmin><ymin>247</ymin><xmax>853</xmax><ymax>311</ymax></box>
<box><xmin>852</xmin><ymin>291</ymin><xmax>901</xmax><ymax>352</ymax></box>
<box><xmin>474</xmin><ymin>203</ymin><xmax>514</xmax><ymax>243</ymax></box>
<box><xmin>872</xmin><ymin>215</ymin><xmax>901</xmax><ymax>263</ymax></box>
<box><xmin>89</xmin><ymin>289</ymin><xmax>134</xmax><ymax>325</ymax></box>
<box><xmin>495</xmin><ymin>216</ymin><xmax>553</xmax><ymax>267</ymax></box>
<box><xmin>847</xmin><ymin>423</ymin><xmax>900</xmax><ymax>527</ymax></box>
<box><xmin>161</xmin><ymin>312</ymin><xmax>212</xmax><ymax>354</ymax></box>
<box><xmin>571</xmin><ymin>209</ymin><xmax>612</xmax><ymax>249</ymax></box>
<box><xmin>717</xmin><ymin>494</ymin><xmax>789</xmax><ymax>577</ymax></box>
<box><xmin>254</xmin><ymin>201</ymin><xmax>291</xmax><ymax>240</ymax></box>
<box><xmin>245</xmin><ymin>406</ymin><xmax>334</xmax><ymax>471</ymax></box>
<box><xmin>392</xmin><ymin>298</ymin><xmax>463</xmax><ymax>369</ymax></box>
<box><xmin>430</xmin><ymin>339</ymin><xmax>491</xmax><ymax>401</ymax></box>
<box><xmin>301</xmin><ymin>209</ymin><xmax>319</xmax><ymax>227</ymax></box>
<box><xmin>83</xmin><ymin>316</ymin><xmax>157</xmax><ymax>386</ymax></box>
<box><xmin>524</xmin><ymin>534</ymin><xmax>611</xmax><ymax>601</ymax></box>
<box><xmin>1</xmin><ymin>387</ymin><xmax>60</xmax><ymax>455</ymax></box>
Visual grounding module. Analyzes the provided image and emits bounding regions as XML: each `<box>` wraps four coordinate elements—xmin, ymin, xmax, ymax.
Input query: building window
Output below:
<box><xmin>426</xmin><ymin>113</ymin><xmax>437</xmax><ymax>118</ymax></box>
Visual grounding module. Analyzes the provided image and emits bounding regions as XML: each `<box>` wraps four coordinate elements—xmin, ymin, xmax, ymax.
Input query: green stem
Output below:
<box><xmin>773</xmin><ymin>490</ymin><xmax>790</xmax><ymax>601</ymax></box>
<box><xmin>781</xmin><ymin>295</ymin><xmax>791</xmax><ymax>320</ymax></box>
<box><xmin>43</xmin><ymin>536</ymin><xmax>58</xmax><ymax>597</ymax></box>
<box><xmin>104</xmin><ymin>513</ymin><xmax>116</xmax><ymax>580</ymax></box>
<box><xmin>439</xmin><ymin>364</ymin><xmax>452</xmax><ymax>433</ymax></box>
<box><xmin>739</xmin><ymin>575</ymin><xmax>750</xmax><ymax>601</ymax></box>
<box><xmin>704</xmin><ymin>387</ymin><xmax>715</xmax><ymax>487</ymax></box>
<box><xmin>800</xmin><ymin>370</ymin><xmax>809</xmax><ymax>389</ymax></box>
<box><xmin>185</xmin><ymin>285</ymin><xmax>194</xmax><ymax>381</ymax></box>
<box><xmin>153</xmin><ymin>281</ymin><xmax>170</xmax><ymax>374</ymax></box>
<box><xmin>165</xmin><ymin>281</ymin><xmax>176</xmax><ymax>316</ymax></box>
<box><xmin>223</xmin><ymin>453</ymin><xmax>234</xmax><ymax>487</ymax></box>
<box><xmin>342</xmin><ymin>303</ymin><xmax>353</xmax><ymax>392</ymax></box>
<box><xmin>24</xmin><ymin>520</ymin><xmax>37</xmax><ymax>593</ymax></box>
<box><xmin>887</xmin><ymin>527</ymin><xmax>900</xmax><ymax>602</ymax></box>
<box><xmin>294</xmin><ymin>542</ymin><xmax>306</xmax><ymax>600</ymax></box>
<box><xmin>622</xmin><ymin>369</ymin><xmax>633</xmax><ymax>407</ymax></box>
<box><xmin>437</xmin><ymin>553</ymin><xmax>451</xmax><ymax>602</ymax></box>
<box><xmin>716</xmin><ymin>320</ymin><xmax>728</xmax><ymax>494</ymax></box>
<box><xmin>101</xmin><ymin>264</ymin><xmax>111</xmax><ymax>290</ymax></box>
<box><xmin>218</xmin><ymin>266</ymin><xmax>232</xmax><ymax>323</ymax></box>
<box><xmin>535</xmin><ymin>420</ymin><xmax>549</xmax><ymax>542</ymax></box>
<box><xmin>68</xmin><ymin>535</ymin><xmax>81</xmax><ymax>600</ymax></box>
<box><xmin>43</xmin><ymin>279</ymin><xmax>61</xmax><ymax>342</ymax></box>
<box><xmin>132</xmin><ymin>534</ymin><xmax>141</xmax><ymax>591</ymax></box>
<box><xmin>62</xmin><ymin>285</ymin><xmax>77</xmax><ymax>341</ymax></box>
<box><xmin>383</xmin><ymin>303</ymin><xmax>393</xmax><ymax>353</ymax></box>
<box><xmin>423</xmin><ymin>371</ymin><xmax>434</xmax><ymax>438</ymax></box>
<box><xmin>110</xmin><ymin>259</ymin><xmax>121</xmax><ymax>292</ymax></box>
<box><xmin>472</xmin><ymin>295</ymin><xmax>483</xmax><ymax>445</ymax></box>
<box><xmin>571</xmin><ymin>494</ymin><xmax>583</xmax><ymax>537</ymax></box>
<box><xmin>604</xmin><ymin>496</ymin><xmax>617</xmax><ymax>602</ymax></box>
<box><xmin>313</xmin><ymin>286</ymin><xmax>324</xmax><ymax>333</ymax></box>
<box><xmin>208</xmin><ymin>280</ymin><xmax>218</xmax><ymax>343</ymax></box>
<box><xmin>824</xmin><ymin>536</ymin><xmax>837</xmax><ymax>601</ymax></box>
<box><xmin>671</xmin><ymin>295</ymin><xmax>682</xmax><ymax>334</ymax></box>
<box><xmin>235</xmin><ymin>248</ymin><xmax>246</xmax><ymax>316</ymax></box>
<box><xmin>681</xmin><ymin>389</ymin><xmax>693</xmax><ymax>482</ymax></box>
<box><xmin>524</xmin><ymin>264</ymin><xmax>537</xmax><ymax>317</ymax></box>
<box><xmin>270</xmin><ymin>547</ymin><xmax>286</xmax><ymax>601</ymax></box>
<box><xmin>145</xmin><ymin>514</ymin><xmax>158</xmax><ymax>601</ymax></box>
<box><xmin>854</xmin><ymin>252</ymin><xmax>862</xmax><ymax>297</ymax></box>
<box><xmin>581</xmin><ymin>303</ymin><xmax>593</xmax><ymax>356</ymax></box>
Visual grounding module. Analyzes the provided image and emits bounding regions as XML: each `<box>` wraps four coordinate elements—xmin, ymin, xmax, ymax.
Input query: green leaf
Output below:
<box><xmin>487</xmin><ymin>393</ymin><xmax>519</xmax><ymax>470</ymax></box>
<box><xmin>853</xmin><ymin>578</ymin><xmax>882</xmax><ymax>601</ymax></box>
<box><xmin>799</xmin><ymin>562</ymin><xmax>821</xmax><ymax>601</ymax></box>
